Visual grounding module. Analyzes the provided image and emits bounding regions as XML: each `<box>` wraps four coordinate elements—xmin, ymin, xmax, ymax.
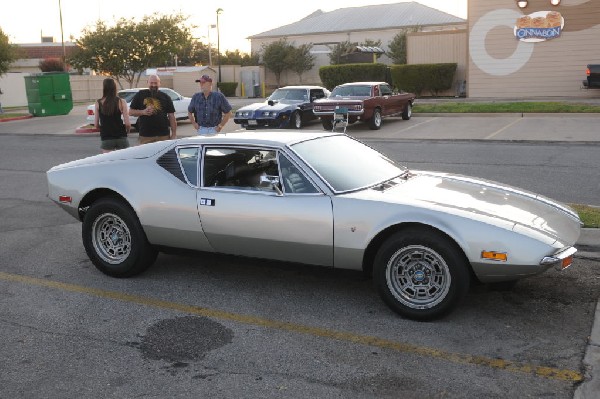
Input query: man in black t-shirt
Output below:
<box><xmin>129</xmin><ymin>75</ymin><xmax>177</xmax><ymax>144</ymax></box>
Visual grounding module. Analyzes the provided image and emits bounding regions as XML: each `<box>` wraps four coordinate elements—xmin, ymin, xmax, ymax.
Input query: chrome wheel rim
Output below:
<box><xmin>92</xmin><ymin>212</ymin><xmax>131</xmax><ymax>264</ymax></box>
<box><xmin>374</xmin><ymin>111</ymin><xmax>381</xmax><ymax>126</ymax></box>
<box><xmin>386</xmin><ymin>245</ymin><xmax>451</xmax><ymax>309</ymax></box>
<box><xmin>294</xmin><ymin>112</ymin><xmax>301</xmax><ymax>128</ymax></box>
<box><xmin>407</xmin><ymin>104</ymin><xmax>412</xmax><ymax>118</ymax></box>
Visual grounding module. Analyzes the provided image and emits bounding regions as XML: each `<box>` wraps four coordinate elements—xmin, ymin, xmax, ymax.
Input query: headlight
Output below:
<box><xmin>262</xmin><ymin>111</ymin><xmax>277</xmax><ymax>117</ymax></box>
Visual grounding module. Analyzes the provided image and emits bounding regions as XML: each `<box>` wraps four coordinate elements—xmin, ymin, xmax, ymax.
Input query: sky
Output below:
<box><xmin>0</xmin><ymin>0</ymin><xmax>467</xmax><ymax>53</ymax></box>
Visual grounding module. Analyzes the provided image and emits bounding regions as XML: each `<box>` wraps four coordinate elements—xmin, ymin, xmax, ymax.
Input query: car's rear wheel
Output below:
<box><xmin>82</xmin><ymin>197</ymin><xmax>158</xmax><ymax>277</ymax></box>
<box><xmin>402</xmin><ymin>102</ymin><xmax>412</xmax><ymax>120</ymax></box>
<box><xmin>369</xmin><ymin>108</ymin><xmax>382</xmax><ymax>130</ymax></box>
<box><xmin>321</xmin><ymin>119</ymin><xmax>333</xmax><ymax>131</ymax></box>
<box><xmin>290</xmin><ymin>111</ymin><xmax>303</xmax><ymax>129</ymax></box>
<box><xmin>373</xmin><ymin>228</ymin><xmax>470</xmax><ymax>320</ymax></box>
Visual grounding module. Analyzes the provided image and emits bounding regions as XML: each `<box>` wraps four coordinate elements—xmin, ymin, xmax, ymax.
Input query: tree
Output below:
<box><xmin>176</xmin><ymin>40</ymin><xmax>212</xmax><ymax>66</ymax></box>
<box><xmin>388</xmin><ymin>27</ymin><xmax>420</xmax><ymax>65</ymax></box>
<box><xmin>69</xmin><ymin>14</ymin><xmax>193</xmax><ymax>88</ymax></box>
<box><xmin>220</xmin><ymin>50</ymin><xmax>260</xmax><ymax>66</ymax></box>
<box><xmin>261</xmin><ymin>39</ymin><xmax>295</xmax><ymax>86</ymax></box>
<box><xmin>328</xmin><ymin>41</ymin><xmax>355</xmax><ymax>65</ymax></box>
<box><xmin>288</xmin><ymin>44</ymin><xmax>315</xmax><ymax>83</ymax></box>
<box><xmin>0</xmin><ymin>28</ymin><xmax>18</xmax><ymax>76</ymax></box>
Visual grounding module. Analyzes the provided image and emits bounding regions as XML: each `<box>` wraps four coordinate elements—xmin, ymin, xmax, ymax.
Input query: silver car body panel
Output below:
<box><xmin>46</xmin><ymin>131</ymin><xmax>581</xmax><ymax>283</ymax></box>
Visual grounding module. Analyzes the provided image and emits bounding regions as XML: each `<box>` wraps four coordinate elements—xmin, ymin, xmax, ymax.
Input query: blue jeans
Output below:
<box><xmin>198</xmin><ymin>126</ymin><xmax>217</xmax><ymax>135</ymax></box>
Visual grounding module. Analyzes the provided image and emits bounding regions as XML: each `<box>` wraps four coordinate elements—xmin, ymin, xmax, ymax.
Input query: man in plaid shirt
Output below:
<box><xmin>187</xmin><ymin>74</ymin><xmax>233</xmax><ymax>135</ymax></box>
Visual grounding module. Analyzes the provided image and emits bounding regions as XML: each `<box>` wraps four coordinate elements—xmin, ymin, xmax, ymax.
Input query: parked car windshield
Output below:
<box><xmin>291</xmin><ymin>135</ymin><xmax>405</xmax><ymax>192</ymax></box>
<box><xmin>330</xmin><ymin>85</ymin><xmax>372</xmax><ymax>97</ymax></box>
<box><xmin>269</xmin><ymin>89</ymin><xmax>308</xmax><ymax>102</ymax></box>
<box><xmin>118</xmin><ymin>91</ymin><xmax>139</xmax><ymax>102</ymax></box>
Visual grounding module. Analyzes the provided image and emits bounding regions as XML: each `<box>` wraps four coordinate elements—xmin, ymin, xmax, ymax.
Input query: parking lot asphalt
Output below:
<box><xmin>2</xmin><ymin>100</ymin><xmax>600</xmax><ymax>397</ymax></box>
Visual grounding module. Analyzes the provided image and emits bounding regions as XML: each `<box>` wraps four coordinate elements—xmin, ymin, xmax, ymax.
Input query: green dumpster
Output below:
<box><xmin>24</xmin><ymin>72</ymin><xmax>73</xmax><ymax>116</ymax></box>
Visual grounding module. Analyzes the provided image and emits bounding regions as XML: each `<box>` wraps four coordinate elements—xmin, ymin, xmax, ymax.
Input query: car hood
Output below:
<box><xmin>238</xmin><ymin>100</ymin><xmax>301</xmax><ymax>112</ymax></box>
<box><xmin>354</xmin><ymin>170</ymin><xmax>581</xmax><ymax>244</ymax></box>
<box><xmin>315</xmin><ymin>97</ymin><xmax>366</xmax><ymax>103</ymax></box>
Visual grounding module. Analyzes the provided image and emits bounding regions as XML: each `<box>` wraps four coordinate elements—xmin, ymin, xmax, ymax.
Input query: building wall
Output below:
<box><xmin>250</xmin><ymin>24</ymin><xmax>465</xmax><ymax>89</ymax></box>
<box><xmin>407</xmin><ymin>29</ymin><xmax>468</xmax><ymax>96</ymax></box>
<box><xmin>468</xmin><ymin>0</ymin><xmax>600</xmax><ymax>98</ymax></box>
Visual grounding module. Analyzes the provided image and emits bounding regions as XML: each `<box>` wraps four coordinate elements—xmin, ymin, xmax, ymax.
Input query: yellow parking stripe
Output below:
<box><xmin>0</xmin><ymin>271</ymin><xmax>582</xmax><ymax>383</ymax></box>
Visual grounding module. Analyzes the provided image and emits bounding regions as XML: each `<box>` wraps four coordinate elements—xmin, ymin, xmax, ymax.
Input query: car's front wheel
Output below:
<box><xmin>369</xmin><ymin>108</ymin><xmax>382</xmax><ymax>130</ymax></box>
<box><xmin>290</xmin><ymin>111</ymin><xmax>303</xmax><ymax>129</ymax></box>
<box><xmin>373</xmin><ymin>228</ymin><xmax>470</xmax><ymax>320</ymax></box>
<box><xmin>82</xmin><ymin>197</ymin><xmax>158</xmax><ymax>277</ymax></box>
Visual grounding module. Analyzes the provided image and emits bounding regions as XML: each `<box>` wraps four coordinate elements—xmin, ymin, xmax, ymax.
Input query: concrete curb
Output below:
<box><xmin>75</xmin><ymin>125</ymin><xmax>99</xmax><ymax>134</ymax></box>
<box><xmin>574</xmin><ymin>300</ymin><xmax>600</xmax><ymax>399</ymax></box>
<box><xmin>0</xmin><ymin>114</ymin><xmax>33</xmax><ymax>122</ymax></box>
<box><xmin>576</xmin><ymin>228</ymin><xmax>600</xmax><ymax>261</ymax></box>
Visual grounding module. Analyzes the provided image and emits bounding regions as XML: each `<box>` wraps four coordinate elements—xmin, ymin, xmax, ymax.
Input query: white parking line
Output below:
<box><xmin>485</xmin><ymin>117</ymin><xmax>523</xmax><ymax>140</ymax></box>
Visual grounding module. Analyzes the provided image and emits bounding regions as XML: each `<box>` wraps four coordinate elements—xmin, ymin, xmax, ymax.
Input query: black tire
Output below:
<box><xmin>402</xmin><ymin>102</ymin><xmax>412</xmax><ymax>120</ymax></box>
<box><xmin>368</xmin><ymin>108</ymin><xmax>382</xmax><ymax>130</ymax></box>
<box><xmin>373</xmin><ymin>227</ymin><xmax>470</xmax><ymax>320</ymax></box>
<box><xmin>82</xmin><ymin>197</ymin><xmax>158</xmax><ymax>277</ymax></box>
<box><xmin>290</xmin><ymin>111</ymin><xmax>303</xmax><ymax>129</ymax></box>
<box><xmin>321</xmin><ymin>119</ymin><xmax>333</xmax><ymax>131</ymax></box>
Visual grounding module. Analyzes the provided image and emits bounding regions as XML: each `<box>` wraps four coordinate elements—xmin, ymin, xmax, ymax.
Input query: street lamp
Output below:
<box><xmin>216</xmin><ymin>8</ymin><xmax>223</xmax><ymax>83</ymax></box>
<box><xmin>58</xmin><ymin>0</ymin><xmax>66</xmax><ymax>63</ymax></box>
<box><xmin>208</xmin><ymin>24</ymin><xmax>216</xmax><ymax>66</ymax></box>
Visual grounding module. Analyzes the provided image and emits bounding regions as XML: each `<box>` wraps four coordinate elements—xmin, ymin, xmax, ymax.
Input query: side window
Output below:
<box><xmin>178</xmin><ymin>147</ymin><xmax>199</xmax><ymax>186</ymax></box>
<box><xmin>203</xmin><ymin>147</ymin><xmax>279</xmax><ymax>191</ymax></box>
<box><xmin>163</xmin><ymin>89</ymin><xmax>179</xmax><ymax>101</ymax></box>
<box><xmin>380</xmin><ymin>84</ymin><xmax>392</xmax><ymax>96</ymax></box>
<box><xmin>310</xmin><ymin>89</ymin><xmax>325</xmax><ymax>101</ymax></box>
<box><xmin>278</xmin><ymin>153</ymin><xmax>319</xmax><ymax>194</ymax></box>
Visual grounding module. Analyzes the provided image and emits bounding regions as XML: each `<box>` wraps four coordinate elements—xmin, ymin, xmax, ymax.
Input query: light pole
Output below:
<box><xmin>216</xmin><ymin>8</ymin><xmax>223</xmax><ymax>83</ymax></box>
<box><xmin>208</xmin><ymin>24</ymin><xmax>216</xmax><ymax>65</ymax></box>
<box><xmin>58</xmin><ymin>0</ymin><xmax>66</xmax><ymax>64</ymax></box>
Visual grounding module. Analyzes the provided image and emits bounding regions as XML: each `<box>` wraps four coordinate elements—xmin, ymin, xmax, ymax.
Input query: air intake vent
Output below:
<box><xmin>157</xmin><ymin>149</ymin><xmax>186</xmax><ymax>183</ymax></box>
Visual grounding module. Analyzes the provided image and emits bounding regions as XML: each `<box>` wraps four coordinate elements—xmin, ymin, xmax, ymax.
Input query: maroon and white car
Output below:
<box><xmin>313</xmin><ymin>82</ymin><xmax>415</xmax><ymax>130</ymax></box>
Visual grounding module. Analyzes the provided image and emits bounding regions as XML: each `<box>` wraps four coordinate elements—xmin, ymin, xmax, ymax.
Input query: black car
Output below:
<box><xmin>234</xmin><ymin>86</ymin><xmax>329</xmax><ymax>129</ymax></box>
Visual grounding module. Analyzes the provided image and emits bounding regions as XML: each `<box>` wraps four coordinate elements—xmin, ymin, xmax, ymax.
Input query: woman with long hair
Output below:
<box><xmin>94</xmin><ymin>78</ymin><xmax>131</xmax><ymax>153</ymax></box>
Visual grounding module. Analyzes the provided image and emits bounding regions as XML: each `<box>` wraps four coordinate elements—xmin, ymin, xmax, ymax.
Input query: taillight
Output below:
<box><xmin>58</xmin><ymin>195</ymin><xmax>72</xmax><ymax>203</ymax></box>
<box><xmin>87</xmin><ymin>109</ymin><xmax>94</xmax><ymax>116</ymax></box>
<box><xmin>586</xmin><ymin>68</ymin><xmax>591</xmax><ymax>77</ymax></box>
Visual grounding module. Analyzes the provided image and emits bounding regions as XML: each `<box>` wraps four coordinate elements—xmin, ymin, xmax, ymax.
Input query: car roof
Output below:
<box><xmin>177</xmin><ymin>130</ymin><xmax>343</xmax><ymax>148</ymax></box>
<box><xmin>118</xmin><ymin>88</ymin><xmax>172</xmax><ymax>93</ymax></box>
<box><xmin>336</xmin><ymin>82</ymin><xmax>387</xmax><ymax>87</ymax></box>
<box><xmin>278</xmin><ymin>85</ymin><xmax>327</xmax><ymax>90</ymax></box>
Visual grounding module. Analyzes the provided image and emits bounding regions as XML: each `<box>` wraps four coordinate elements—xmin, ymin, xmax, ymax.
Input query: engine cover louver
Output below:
<box><xmin>156</xmin><ymin>149</ymin><xmax>186</xmax><ymax>183</ymax></box>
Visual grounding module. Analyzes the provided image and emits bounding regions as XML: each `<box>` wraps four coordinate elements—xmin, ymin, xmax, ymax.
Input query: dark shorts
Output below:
<box><xmin>101</xmin><ymin>138</ymin><xmax>130</xmax><ymax>150</ymax></box>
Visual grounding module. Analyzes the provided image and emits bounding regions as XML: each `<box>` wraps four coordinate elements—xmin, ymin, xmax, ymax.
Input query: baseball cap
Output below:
<box><xmin>195</xmin><ymin>74</ymin><xmax>212</xmax><ymax>83</ymax></box>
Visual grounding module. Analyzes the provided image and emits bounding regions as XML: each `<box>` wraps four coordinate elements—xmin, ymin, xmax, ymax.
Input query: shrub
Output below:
<box><xmin>390</xmin><ymin>63</ymin><xmax>457</xmax><ymax>97</ymax></box>
<box><xmin>217</xmin><ymin>82</ymin><xmax>238</xmax><ymax>97</ymax></box>
<box><xmin>319</xmin><ymin>63</ymin><xmax>389</xmax><ymax>90</ymax></box>
<box><xmin>39</xmin><ymin>58</ymin><xmax>65</xmax><ymax>72</ymax></box>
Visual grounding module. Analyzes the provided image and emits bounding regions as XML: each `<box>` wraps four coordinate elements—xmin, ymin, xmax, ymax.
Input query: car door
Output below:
<box><xmin>379</xmin><ymin>83</ymin><xmax>396</xmax><ymax>115</ymax></box>
<box><xmin>161</xmin><ymin>88</ymin><xmax>187</xmax><ymax>119</ymax></box>
<box><xmin>197</xmin><ymin>146</ymin><xmax>334</xmax><ymax>266</ymax></box>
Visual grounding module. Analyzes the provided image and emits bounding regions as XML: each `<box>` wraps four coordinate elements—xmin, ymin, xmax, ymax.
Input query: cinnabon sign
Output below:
<box><xmin>514</xmin><ymin>11</ymin><xmax>564</xmax><ymax>42</ymax></box>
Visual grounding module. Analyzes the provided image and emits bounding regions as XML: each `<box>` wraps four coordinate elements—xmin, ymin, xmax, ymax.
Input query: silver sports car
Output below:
<box><xmin>46</xmin><ymin>132</ymin><xmax>581</xmax><ymax>320</ymax></box>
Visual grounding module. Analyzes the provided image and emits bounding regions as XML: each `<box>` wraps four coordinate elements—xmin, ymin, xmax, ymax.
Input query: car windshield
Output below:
<box><xmin>268</xmin><ymin>89</ymin><xmax>308</xmax><ymax>101</ymax></box>
<box><xmin>118</xmin><ymin>91</ymin><xmax>138</xmax><ymax>103</ymax></box>
<box><xmin>291</xmin><ymin>135</ymin><xmax>405</xmax><ymax>192</ymax></box>
<box><xmin>330</xmin><ymin>85</ymin><xmax>372</xmax><ymax>97</ymax></box>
